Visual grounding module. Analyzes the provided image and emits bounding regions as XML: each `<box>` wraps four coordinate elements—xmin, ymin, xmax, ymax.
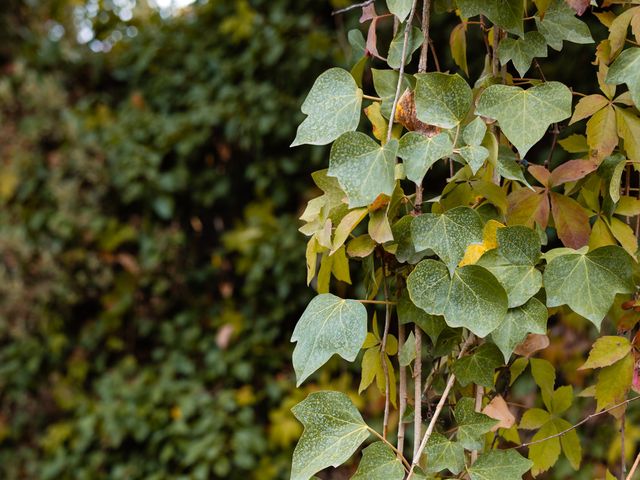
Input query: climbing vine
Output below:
<box><xmin>290</xmin><ymin>0</ymin><xmax>640</xmax><ymax>478</ymax></box>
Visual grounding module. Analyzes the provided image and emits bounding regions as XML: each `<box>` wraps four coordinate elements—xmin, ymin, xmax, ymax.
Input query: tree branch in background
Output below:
<box><xmin>381</xmin><ymin>270</ymin><xmax>393</xmax><ymax>438</ymax></box>
<box><xmin>331</xmin><ymin>0</ymin><xmax>375</xmax><ymax>16</ymax></box>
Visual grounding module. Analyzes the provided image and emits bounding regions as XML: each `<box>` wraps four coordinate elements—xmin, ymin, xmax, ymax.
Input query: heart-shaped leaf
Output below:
<box><xmin>415</xmin><ymin>72</ymin><xmax>473</xmax><ymax>128</ymax></box>
<box><xmin>534</xmin><ymin>0</ymin><xmax>593</xmax><ymax>51</ymax></box>
<box><xmin>476</xmin><ymin>82</ymin><xmax>572</xmax><ymax>157</ymax></box>
<box><xmin>328</xmin><ymin>132</ymin><xmax>398</xmax><ymax>208</ymax></box>
<box><xmin>498</xmin><ymin>32</ymin><xmax>548</xmax><ymax>77</ymax></box>
<box><xmin>292</xmin><ymin>68</ymin><xmax>363</xmax><ymax>146</ymax></box>
<box><xmin>292</xmin><ymin>294</ymin><xmax>367</xmax><ymax>385</ymax></box>
<box><xmin>606</xmin><ymin>47</ymin><xmax>640</xmax><ymax>108</ymax></box>
<box><xmin>456</xmin><ymin>0</ymin><xmax>524</xmax><ymax>36</ymax></box>
<box><xmin>398</xmin><ymin>132</ymin><xmax>454</xmax><ymax>184</ymax></box>
<box><xmin>469</xmin><ymin>449</ymin><xmax>533</xmax><ymax>480</ymax></box>
<box><xmin>291</xmin><ymin>391</ymin><xmax>370</xmax><ymax>480</ymax></box>
<box><xmin>351</xmin><ymin>442</ymin><xmax>404</xmax><ymax>480</ymax></box>
<box><xmin>491</xmin><ymin>297</ymin><xmax>548</xmax><ymax>361</ymax></box>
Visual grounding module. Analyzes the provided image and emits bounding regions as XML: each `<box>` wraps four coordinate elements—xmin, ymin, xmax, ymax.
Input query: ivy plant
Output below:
<box><xmin>289</xmin><ymin>0</ymin><xmax>640</xmax><ymax>478</ymax></box>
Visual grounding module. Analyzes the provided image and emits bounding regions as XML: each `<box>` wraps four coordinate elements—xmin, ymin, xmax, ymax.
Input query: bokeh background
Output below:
<box><xmin>0</xmin><ymin>1</ymin><xmax>637</xmax><ymax>479</ymax></box>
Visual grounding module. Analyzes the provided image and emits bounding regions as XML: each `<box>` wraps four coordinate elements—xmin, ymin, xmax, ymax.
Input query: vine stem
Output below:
<box><xmin>356</xmin><ymin>299</ymin><xmax>396</xmax><ymax>305</ymax></box>
<box><xmin>407</xmin><ymin>334</ymin><xmax>476</xmax><ymax>479</ymax></box>
<box><xmin>413</xmin><ymin>327</ymin><xmax>423</xmax><ymax>458</ymax></box>
<box><xmin>516</xmin><ymin>395</ymin><xmax>640</xmax><ymax>448</ymax></box>
<box><xmin>363</xmin><ymin>94</ymin><xmax>382</xmax><ymax>101</ymax></box>
<box><xmin>398</xmin><ymin>321</ymin><xmax>407</xmax><ymax>455</ymax></box>
<box><xmin>381</xmin><ymin>271</ymin><xmax>393</xmax><ymax>439</ymax></box>
<box><xmin>470</xmin><ymin>385</ymin><xmax>484</xmax><ymax>465</ymax></box>
<box><xmin>386</xmin><ymin>0</ymin><xmax>420</xmax><ymax>142</ymax></box>
<box><xmin>627</xmin><ymin>451</ymin><xmax>640</xmax><ymax>480</ymax></box>
<box><xmin>331</xmin><ymin>0</ymin><xmax>374</xmax><ymax>15</ymax></box>
<box><xmin>418</xmin><ymin>0</ymin><xmax>431</xmax><ymax>72</ymax></box>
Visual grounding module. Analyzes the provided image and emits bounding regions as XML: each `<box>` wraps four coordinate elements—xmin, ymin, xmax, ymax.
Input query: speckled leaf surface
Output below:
<box><xmin>372</xmin><ymin>69</ymin><xmax>413</xmax><ymax>118</ymax></box>
<box><xmin>497</xmin><ymin>226</ymin><xmax>541</xmax><ymax>265</ymax></box>
<box><xmin>606</xmin><ymin>48</ymin><xmax>640</xmax><ymax>107</ymax></box>
<box><xmin>291</xmin><ymin>391</ymin><xmax>370</xmax><ymax>480</ymax></box>
<box><xmin>454</xmin><ymin>397</ymin><xmax>499</xmax><ymax>450</ymax></box>
<box><xmin>456</xmin><ymin>0</ymin><xmax>524</xmax><ymax>35</ymax></box>
<box><xmin>411</xmin><ymin>206</ymin><xmax>484</xmax><ymax>273</ymax></box>
<box><xmin>351</xmin><ymin>442</ymin><xmax>404</xmax><ymax>480</ymax></box>
<box><xmin>453</xmin><ymin>343</ymin><xmax>504</xmax><ymax>387</ymax></box>
<box><xmin>422</xmin><ymin>432</ymin><xmax>466</xmax><ymax>474</ymax></box>
<box><xmin>388</xmin><ymin>26</ymin><xmax>423</xmax><ymax>69</ymax></box>
<box><xmin>386</xmin><ymin>0</ymin><xmax>412</xmax><ymax>21</ymax></box>
<box><xmin>468</xmin><ymin>449</ymin><xmax>533</xmax><ymax>480</ymax></box>
<box><xmin>463</xmin><ymin>117</ymin><xmax>488</xmax><ymax>145</ymax></box>
<box><xmin>477</xmin><ymin>250</ymin><xmax>542</xmax><ymax>308</ymax></box>
<box><xmin>459</xmin><ymin>145</ymin><xmax>490</xmax><ymax>174</ymax></box>
<box><xmin>292</xmin><ymin>68</ymin><xmax>363</xmax><ymax>147</ymax></box>
<box><xmin>491</xmin><ymin>297</ymin><xmax>548</xmax><ymax>361</ymax></box>
<box><xmin>397</xmin><ymin>290</ymin><xmax>446</xmax><ymax>344</ymax></box>
<box><xmin>498</xmin><ymin>32</ymin><xmax>548</xmax><ymax>77</ymax></box>
<box><xmin>407</xmin><ymin>260</ymin><xmax>508</xmax><ymax>337</ymax></box>
<box><xmin>398</xmin><ymin>132</ymin><xmax>453</xmax><ymax>184</ymax></box>
<box><xmin>534</xmin><ymin>0</ymin><xmax>593</xmax><ymax>51</ymax></box>
<box><xmin>414</xmin><ymin>73</ymin><xmax>472</xmax><ymax>128</ymax></box>
<box><xmin>543</xmin><ymin>246</ymin><xmax>634</xmax><ymax>328</ymax></box>
<box><xmin>476</xmin><ymin>82</ymin><xmax>572</xmax><ymax>157</ymax></box>
<box><xmin>292</xmin><ymin>294</ymin><xmax>367</xmax><ymax>386</ymax></box>
<box><xmin>328</xmin><ymin>132</ymin><xmax>398</xmax><ymax>208</ymax></box>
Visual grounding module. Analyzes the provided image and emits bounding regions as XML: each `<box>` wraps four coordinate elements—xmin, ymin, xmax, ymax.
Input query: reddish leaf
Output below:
<box><xmin>514</xmin><ymin>334</ymin><xmax>550</xmax><ymax>357</ymax></box>
<box><xmin>528</xmin><ymin>164</ymin><xmax>551</xmax><ymax>187</ymax></box>
<box><xmin>507</xmin><ymin>187</ymin><xmax>550</xmax><ymax>229</ymax></box>
<box><xmin>550</xmin><ymin>192</ymin><xmax>591</xmax><ymax>249</ymax></box>
<box><xmin>359</xmin><ymin>3</ymin><xmax>377</xmax><ymax>22</ymax></box>
<box><xmin>365</xmin><ymin>17</ymin><xmax>384</xmax><ymax>59</ymax></box>
<box><xmin>565</xmin><ymin>0</ymin><xmax>589</xmax><ymax>15</ymax></box>
<box><xmin>549</xmin><ymin>159</ymin><xmax>599</xmax><ymax>186</ymax></box>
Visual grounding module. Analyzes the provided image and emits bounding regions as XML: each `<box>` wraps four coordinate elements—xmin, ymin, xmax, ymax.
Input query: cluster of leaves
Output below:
<box><xmin>0</xmin><ymin>1</ymin><xmax>343</xmax><ymax>479</ymax></box>
<box><xmin>290</xmin><ymin>0</ymin><xmax>640</xmax><ymax>478</ymax></box>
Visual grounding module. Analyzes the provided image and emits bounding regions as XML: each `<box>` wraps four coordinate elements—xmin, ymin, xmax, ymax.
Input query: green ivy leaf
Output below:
<box><xmin>464</xmin><ymin>117</ymin><xmax>488</xmax><ymax>145</ymax></box>
<box><xmin>468</xmin><ymin>449</ymin><xmax>533</xmax><ymax>480</ymax></box>
<box><xmin>388</xmin><ymin>26</ymin><xmax>423</xmax><ymax>69</ymax></box>
<box><xmin>398</xmin><ymin>132</ymin><xmax>454</xmax><ymax>184</ymax></box>
<box><xmin>414</xmin><ymin>73</ymin><xmax>473</xmax><ymax>128</ymax></box>
<box><xmin>498</xmin><ymin>32</ymin><xmax>548</xmax><ymax>77</ymax></box>
<box><xmin>606</xmin><ymin>48</ymin><xmax>640</xmax><ymax>108</ymax></box>
<box><xmin>534</xmin><ymin>0</ymin><xmax>593</xmax><ymax>51</ymax></box>
<box><xmin>579</xmin><ymin>336</ymin><xmax>633</xmax><ymax>370</ymax></box>
<box><xmin>328</xmin><ymin>132</ymin><xmax>398</xmax><ymax>208</ymax></box>
<box><xmin>292</xmin><ymin>68</ymin><xmax>363</xmax><ymax>147</ymax></box>
<box><xmin>399</xmin><ymin>330</ymin><xmax>417</xmax><ymax>367</ymax></box>
<box><xmin>455</xmin><ymin>397</ymin><xmax>499</xmax><ymax>450</ymax></box>
<box><xmin>291</xmin><ymin>391</ymin><xmax>370</xmax><ymax>480</ymax></box>
<box><xmin>453</xmin><ymin>343</ymin><xmax>504</xmax><ymax>387</ymax></box>
<box><xmin>372</xmin><ymin>69</ymin><xmax>413</xmax><ymax>119</ymax></box>
<box><xmin>491</xmin><ymin>297</ymin><xmax>548</xmax><ymax>362</ymax></box>
<box><xmin>291</xmin><ymin>294</ymin><xmax>367</xmax><ymax>386</ymax></box>
<box><xmin>407</xmin><ymin>260</ymin><xmax>508</xmax><ymax>338</ymax></box>
<box><xmin>497</xmin><ymin>225</ymin><xmax>541</xmax><ymax>265</ymax></box>
<box><xmin>543</xmin><ymin>246</ymin><xmax>634</xmax><ymax>328</ymax></box>
<box><xmin>459</xmin><ymin>145</ymin><xmax>490</xmax><ymax>174</ymax></box>
<box><xmin>476</xmin><ymin>82</ymin><xmax>572</xmax><ymax>157</ymax></box>
<box><xmin>351</xmin><ymin>442</ymin><xmax>404</xmax><ymax>480</ymax></box>
<box><xmin>422</xmin><ymin>432</ymin><xmax>466</xmax><ymax>474</ymax></box>
<box><xmin>397</xmin><ymin>291</ymin><xmax>447</xmax><ymax>344</ymax></box>
<box><xmin>386</xmin><ymin>0</ymin><xmax>412</xmax><ymax>21</ymax></box>
<box><xmin>392</xmin><ymin>215</ymin><xmax>430</xmax><ymax>264</ymax></box>
<box><xmin>497</xmin><ymin>147</ymin><xmax>532</xmax><ymax>186</ymax></box>
<box><xmin>477</xmin><ymin>250</ymin><xmax>543</xmax><ymax>308</ymax></box>
<box><xmin>456</xmin><ymin>0</ymin><xmax>524</xmax><ymax>36</ymax></box>
<box><xmin>411</xmin><ymin>206</ymin><xmax>484</xmax><ymax>273</ymax></box>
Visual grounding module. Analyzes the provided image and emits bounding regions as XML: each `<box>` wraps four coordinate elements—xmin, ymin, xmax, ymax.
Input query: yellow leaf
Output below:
<box><xmin>586</xmin><ymin>105</ymin><xmax>618</xmax><ymax>160</ymax></box>
<box><xmin>364</xmin><ymin>102</ymin><xmax>388</xmax><ymax>144</ymax></box>
<box><xmin>589</xmin><ymin>217</ymin><xmax>617</xmax><ymax>251</ymax></box>
<box><xmin>608</xmin><ymin>217</ymin><xmax>638</xmax><ymax>259</ymax></box>
<box><xmin>459</xmin><ymin>219</ymin><xmax>504</xmax><ymax>266</ymax></box>
<box><xmin>595</xmin><ymin>353</ymin><xmax>634</xmax><ymax>416</ymax></box>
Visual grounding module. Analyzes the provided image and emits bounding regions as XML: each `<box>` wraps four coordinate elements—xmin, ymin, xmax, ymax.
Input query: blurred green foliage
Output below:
<box><xmin>0</xmin><ymin>1</ymin><xmax>346</xmax><ymax>478</ymax></box>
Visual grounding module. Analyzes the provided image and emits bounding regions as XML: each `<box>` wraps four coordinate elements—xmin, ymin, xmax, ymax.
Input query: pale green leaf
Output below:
<box><xmin>519</xmin><ymin>408</ymin><xmax>551</xmax><ymax>429</ymax></box>
<box><xmin>388</xmin><ymin>26</ymin><xmax>423</xmax><ymax>69</ymax></box>
<box><xmin>497</xmin><ymin>147</ymin><xmax>531</xmax><ymax>186</ymax></box>
<box><xmin>386</xmin><ymin>0</ymin><xmax>412</xmax><ymax>21</ymax></box>
<box><xmin>510</xmin><ymin>357</ymin><xmax>529</xmax><ymax>385</ymax></box>
<box><xmin>292</xmin><ymin>68</ymin><xmax>363</xmax><ymax>146</ymax></box>
<box><xmin>556</xmin><ymin>418</ymin><xmax>582</xmax><ymax>470</ymax></box>
<box><xmin>415</xmin><ymin>72</ymin><xmax>473</xmax><ymax>128</ymax></box>
<box><xmin>368</xmin><ymin>210</ymin><xmax>394</xmax><ymax>244</ymax></box>
<box><xmin>606</xmin><ymin>47</ymin><xmax>640</xmax><ymax>108</ymax></box>
<box><xmin>291</xmin><ymin>391</ymin><xmax>370</xmax><ymax>480</ymax></box>
<box><xmin>558</xmin><ymin>134</ymin><xmax>588</xmax><ymax>153</ymax></box>
<box><xmin>453</xmin><ymin>343</ymin><xmax>503</xmax><ymax>387</ymax></box>
<box><xmin>550</xmin><ymin>385</ymin><xmax>573</xmax><ymax>414</ymax></box>
<box><xmin>455</xmin><ymin>397</ymin><xmax>498</xmax><ymax>450</ymax></box>
<box><xmin>407</xmin><ymin>260</ymin><xmax>508</xmax><ymax>338</ymax></box>
<box><xmin>372</xmin><ymin>69</ymin><xmax>413</xmax><ymax>119</ymax></box>
<box><xmin>491</xmin><ymin>297</ymin><xmax>548</xmax><ymax>362</ymax></box>
<box><xmin>332</xmin><ymin>208</ymin><xmax>368</xmax><ymax>254</ymax></box>
<box><xmin>543</xmin><ymin>246</ymin><xmax>634</xmax><ymax>328</ymax></box>
<box><xmin>411</xmin><ymin>206</ymin><xmax>484</xmax><ymax>273</ymax></box>
<box><xmin>351</xmin><ymin>442</ymin><xmax>404</xmax><ymax>480</ymax></box>
<box><xmin>579</xmin><ymin>336</ymin><xmax>632</xmax><ymax>370</ymax></box>
<box><xmin>616</xmin><ymin>106</ymin><xmax>640</xmax><ymax>164</ymax></box>
<box><xmin>476</xmin><ymin>82</ymin><xmax>572</xmax><ymax>157</ymax></box>
<box><xmin>450</xmin><ymin>23</ymin><xmax>469</xmax><ymax>75</ymax></box>
<box><xmin>292</xmin><ymin>294</ymin><xmax>367</xmax><ymax>386</ymax></box>
<box><xmin>392</xmin><ymin>215</ymin><xmax>430</xmax><ymax>264</ymax></box>
<box><xmin>599</xmin><ymin>154</ymin><xmax>626</xmax><ymax>204</ymax></box>
<box><xmin>530</xmin><ymin>357</ymin><xmax>556</xmax><ymax>409</ymax></box>
<box><xmin>347</xmin><ymin>234</ymin><xmax>377</xmax><ymax>258</ymax></box>
<box><xmin>456</xmin><ymin>0</ymin><xmax>524</xmax><ymax>36</ymax></box>
<box><xmin>498</xmin><ymin>32</ymin><xmax>548</xmax><ymax>77</ymax></box>
<box><xmin>397</xmin><ymin>291</ymin><xmax>447</xmax><ymax>344</ymax></box>
<box><xmin>328</xmin><ymin>132</ymin><xmax>398</xmax><ymax>208</ymax></box>
<box><xmin>359</xmin><ymin>347</ymin><xmax>382</xmax><ymax>393</ymax></box>
<box><xmin>596</xmin><ymin>352</ymin><xmax>634</xmax><ymax>411</ymax></box>
<box><xmin>497</xmin><ymin>225</ymin><xmax>541</xmax><ymax>265</ymax></box>
<box><xmin>398</xmin><ymin>132</ymin><xmax>454</xmax><ymax>184</ymax></box>
<box><xmin>422</xmin><ymin>432</ymin><xmax>465</xmax><ymax>474</ymax></box>
<box><xmin>464</xmin><ymin>117</ymin><xmax>488</xmax><ymax>146</ymax></box>
<box><xmin>469</xmin><ymin>449</ymin><xmax>533</xmax><ymax>480</ymax></box>
<box><xmin>459</xmin><ymin>145</ymin><xmax>490</xmax><ymax>174</ymax></box>
<box><xmin>399</xmin><ymin>330</ymin><xmax>417</xmax><ymax>367</ymax></box>
<box><xmin>534</xmin><ymin>0</ymin><xmax>593</xmax><ymax>51</ymax></box>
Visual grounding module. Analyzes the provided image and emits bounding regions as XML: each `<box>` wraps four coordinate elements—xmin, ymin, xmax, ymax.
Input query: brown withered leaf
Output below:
<box><xmin>482</xmin><ymin>395</ymin><xmax>516</xmax><ymax>431</ymax></box>
<box><xmin>514</xmin><ymin>333</ymin><xmax>550</xmax><ymax>357</ymax></box>
<box><xmin>395</xmin><ymin>89</ymin><xmax>440</xmax><ymax>136</ymax></box>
